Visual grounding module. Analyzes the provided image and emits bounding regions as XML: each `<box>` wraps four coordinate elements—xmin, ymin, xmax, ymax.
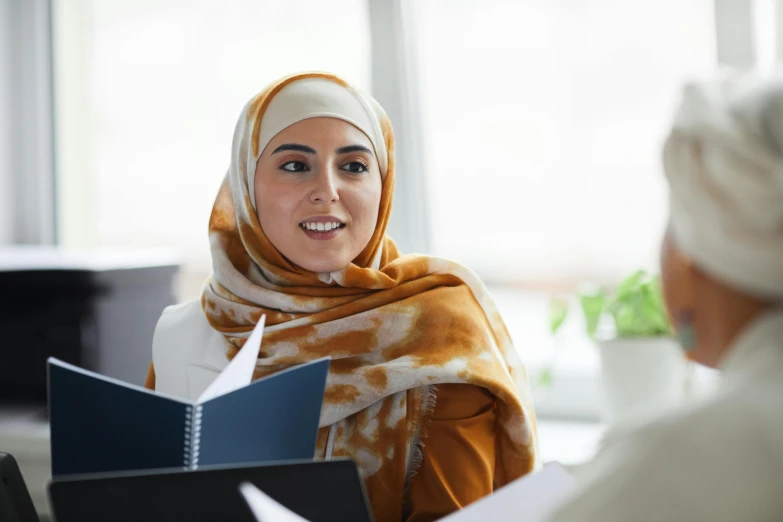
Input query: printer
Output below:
<box><xmin>0</xmin><ymin>247</ymin><xmax>180</xmax><ymax>403</ymax></box>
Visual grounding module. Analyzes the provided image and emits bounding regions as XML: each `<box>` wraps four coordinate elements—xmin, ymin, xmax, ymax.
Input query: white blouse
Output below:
<box><xmin>151</xmin><ymin>299</ymin><xmax>230</xmax><ymax>401</ymax></box>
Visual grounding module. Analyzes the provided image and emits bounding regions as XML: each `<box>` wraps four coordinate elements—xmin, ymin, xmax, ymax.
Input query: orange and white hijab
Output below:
<box><xmin>201</xmin><ymin>72</ymin><xmax>539</xmax><ymax>520</ymax></box>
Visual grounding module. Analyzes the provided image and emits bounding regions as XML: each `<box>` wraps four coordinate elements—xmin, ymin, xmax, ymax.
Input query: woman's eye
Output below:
<box><xmin>342</xmin><ymin>161</ymin><xmax>368</xmax><ymax>173</ymax></box>
<box><xmin>280</xmin><ymin>161</ymin><xmax>309</xmax><ymax>172</ymax></box>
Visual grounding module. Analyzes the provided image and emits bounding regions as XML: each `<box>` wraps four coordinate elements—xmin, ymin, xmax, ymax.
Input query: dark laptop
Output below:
<box><xmin>48</xmin><ymin>459</ymin><xmax>373</xmax><ymax>522</ymax></box>
<box><xmin>0</xmin><ymin>452</ymin><xmax>40</xmax><ymax>522</ymax></box>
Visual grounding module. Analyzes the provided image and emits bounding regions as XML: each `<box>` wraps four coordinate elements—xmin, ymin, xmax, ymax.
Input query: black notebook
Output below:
<box><xmin>48</xmin><ymin>317</ymin><xmax>329</xmax><ymax>477</ymax></box>
<box><xmin>48</xmin><ymin>459</ymin><xmax>373</xmax><ymax>522</ymax></box>
<box><xmin>0</xmin><ymin>453</ymin><xmax>39</xmax><ymax>522</ymax></box>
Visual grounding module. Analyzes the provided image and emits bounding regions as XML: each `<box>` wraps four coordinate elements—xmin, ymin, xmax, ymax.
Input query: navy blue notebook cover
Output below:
<box><xmin>48</xmin><ymin>319</ymin><xmax>329</xmax><ymax>477</ymax></box>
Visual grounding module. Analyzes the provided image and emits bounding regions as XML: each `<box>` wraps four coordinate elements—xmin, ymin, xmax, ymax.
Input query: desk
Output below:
<box><xmin>0</xmin><ymin>406</ymin><xmax>604</xmax><ymax>519</ymax></box>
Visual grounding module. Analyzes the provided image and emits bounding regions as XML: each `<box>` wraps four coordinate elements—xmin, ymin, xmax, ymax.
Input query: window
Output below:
<box><xmin>416</xmin><ymin>0</ymin><xmax>717</xmax><ymax>286</ymax></box>
<box><xmin>49</xmin><ymin>0</ymin><xmax>761</xmax><ymax>421</ymax></box>
<box><xmin>414</xmin><ymin>0</ymin><xmax>721</xmax><ymax>419</ymax></box>
<box><xmin>53</xmin><ymin>0</ymin><xmax>371</xmax><ymax>298</ymax></box>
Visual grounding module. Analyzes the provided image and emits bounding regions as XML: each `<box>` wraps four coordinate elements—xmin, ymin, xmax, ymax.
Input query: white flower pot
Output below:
<box><xmin>597</xmin><ymin>337</ymin><xmax>687</xmax><ymax>425</ymax></box>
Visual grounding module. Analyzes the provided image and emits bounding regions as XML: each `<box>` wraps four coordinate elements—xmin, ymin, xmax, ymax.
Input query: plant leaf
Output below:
<box><xmin>607</xmin><ymin>271</ymin><xmax>672</xmax><ymax>337</ymax></box>
<box><xmin>537</xmin><ymin>367</ymin><xmax>553</xmax><ymax>388</ymax></box>
<box><xmin>578</xmin><ymin>288</ymin><xmax>605</xmax><ymax>339</ymax></box>
<box><xmin>549</xmin><ymin>297</ymin><xmax>569</xmax><ymax>335</ymax></box>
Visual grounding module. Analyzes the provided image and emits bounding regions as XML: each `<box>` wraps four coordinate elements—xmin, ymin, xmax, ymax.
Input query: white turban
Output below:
<box><xmin>663</xmin><ymin>72</ymin><xmax>783</xmax><ymax>299</ymax></box>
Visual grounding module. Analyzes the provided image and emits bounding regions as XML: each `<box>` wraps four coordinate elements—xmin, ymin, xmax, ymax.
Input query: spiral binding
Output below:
<box><xmin>183</xmin><ymin>404</ymin><xmax>203</xmax><ymax>470</ymax></box>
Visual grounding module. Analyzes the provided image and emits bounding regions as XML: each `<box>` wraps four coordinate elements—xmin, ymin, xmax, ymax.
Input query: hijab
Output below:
<box><xmin>201</xmin><ymin>71</ymin><xmax>539</xmax><ymax>521</ymax></box>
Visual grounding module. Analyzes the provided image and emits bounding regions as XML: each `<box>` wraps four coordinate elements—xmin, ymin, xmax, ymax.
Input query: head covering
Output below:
<box><xmin>251</xmin><ymin>76</ymin><xmax>389</xmax><ymax>200</ymax></box>
<box><xmin>663</xmin><ymin>71</ymin><xmax>783</xmax><ymax>300</ymax></box>
<box><xmin>201</xmin><ymin>72</ymin><xmax>538</xmax><ymax>521</ymax></box>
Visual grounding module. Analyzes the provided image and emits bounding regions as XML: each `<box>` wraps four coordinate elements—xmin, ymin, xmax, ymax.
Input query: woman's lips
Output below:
<box><xmin>299</xmin><ymin>217</ymin><xmax>346</xmax><ymax>241</ymax></box>
<box><xmin>300</xmin><ymin>225</ymin><xmax>344</xmax><ymax>241</ymax></box>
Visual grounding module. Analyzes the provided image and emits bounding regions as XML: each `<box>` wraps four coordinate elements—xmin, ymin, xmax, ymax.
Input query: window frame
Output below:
<box><xmin>1</xmin><ymin>0</ymin><xmax>57</xmax><ymax>246</ymax></box>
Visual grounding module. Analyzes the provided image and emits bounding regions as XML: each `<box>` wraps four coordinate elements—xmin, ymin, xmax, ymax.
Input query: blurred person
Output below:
<box><xmin>144</xmin><ymin>72</ymin><xmax>539</xmax><ymax>522</ymax></box>
<box><xmin>552</xmin><ymin>72</ymin><xmax>783</xmax><ymax>521</ymax></box>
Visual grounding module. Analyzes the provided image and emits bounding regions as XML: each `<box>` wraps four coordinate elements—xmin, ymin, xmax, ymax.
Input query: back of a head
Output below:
<box><xmin>734</xmin><ymin>77</ymin><xmax>783</xmax><ymax>157</ymax></box>
<box><xmin>662</xmin><ymin>71</ymin><xmax>783</xmax><ymax>301</ymax></box>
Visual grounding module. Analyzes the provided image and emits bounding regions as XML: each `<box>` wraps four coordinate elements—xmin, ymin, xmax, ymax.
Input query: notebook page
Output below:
<box><xmin>240</xmin><ymin>482</ymin><xmax>310</xmax><ymax>522</ymax></box>
<box><xmin>441</xmin><ymin>463</ymin><xmax>575</xmax><ymax>522</ymax></box>
<box><xmin>197</xmin><ymin>315</ymin><xmax>266</xmax><ymax>403</ymax></box>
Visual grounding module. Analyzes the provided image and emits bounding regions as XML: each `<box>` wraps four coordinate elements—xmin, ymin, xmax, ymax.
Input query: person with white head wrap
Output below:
<box><xmin>551</xmin><ymin>72</ymin><xmax>783</xmax><ymax>522</ymax></box>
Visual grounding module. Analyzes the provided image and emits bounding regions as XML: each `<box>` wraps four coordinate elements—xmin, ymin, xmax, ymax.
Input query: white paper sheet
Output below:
<box><xmin>197</xmin><ymin>315</ymin><xmax>266</xmax><ymax>403</ymax></box>
<box><xmin>240</xmin><ymin>482</ymin><xmax>310</xmax><ymax>522</ymax></box>
<box><xmin>441</xmin><ymin>463</ymin><xmax>575</xmax><ymax>522</ymax></box>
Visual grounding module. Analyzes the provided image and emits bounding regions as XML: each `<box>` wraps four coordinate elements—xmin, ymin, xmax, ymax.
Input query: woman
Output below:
<box><xmin>552</xmin><ymin>73</ymin><xmax>783</xmax><ymax>521</ymax></box>
<box><xmin>144</xmin><ymin>72</ymin><xmax>539</xmax><ymax>522</ymax></box>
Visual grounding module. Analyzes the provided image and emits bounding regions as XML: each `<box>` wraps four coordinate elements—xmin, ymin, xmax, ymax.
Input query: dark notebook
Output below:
<box><xmin>0</xmin><ymin>453</ymin><xmax>40</xmax><ymax>522</ymax></box>
<box><xmin>48</xmin><ymin>317</ymin><xmax>330</xmax><ymax>477</ymax></box>
<box><xmin>48</xmin><ymin>459</ymin><xmax>373</xmax><ymax>522</ymax></box>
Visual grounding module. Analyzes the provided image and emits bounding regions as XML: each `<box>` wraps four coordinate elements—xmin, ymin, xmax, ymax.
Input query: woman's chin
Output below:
<box><xmin>295</xmin><ymin>257</ymin><xmax>350</xmax><ymax>274</ymax></box>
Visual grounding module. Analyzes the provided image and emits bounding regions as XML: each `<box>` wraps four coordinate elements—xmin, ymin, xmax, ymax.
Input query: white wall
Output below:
<box><xmin>0</xmin><ymin>0</ymin><xmax>14</xmax><ymax>245</ymax></box>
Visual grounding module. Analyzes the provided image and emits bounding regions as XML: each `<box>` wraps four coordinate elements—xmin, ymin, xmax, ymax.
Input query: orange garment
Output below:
<box><xmin>144</xmin><ymin>362</ymin><xmax>155</xmax><ymax>390</ymax></box>
<box><xmin>406</xmin><ymin>383</ymin><xmax>496</xmax><ymax>522</ymax></box>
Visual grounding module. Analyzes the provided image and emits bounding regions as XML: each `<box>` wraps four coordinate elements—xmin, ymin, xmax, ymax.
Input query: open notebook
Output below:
<box><xmin>49</xmin><ymin>316</ymin><xmax>330</xmax><ymax>477</ymax></box>
<box><xmin>240</xmin><ymin>463</ymin><xmax>575</xmax><ymax>522</ymax></box>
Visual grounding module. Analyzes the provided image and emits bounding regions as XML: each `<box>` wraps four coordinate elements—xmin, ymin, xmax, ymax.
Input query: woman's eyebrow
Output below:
<box><xmin>336</xmin><ymin>145</ymin><xmax>372</xmax><ymax>154</ymax></box>
<box><xmin>271</xmin><ymin>143</ymin><xmax>316</xmax><ymax>155</ymax></box>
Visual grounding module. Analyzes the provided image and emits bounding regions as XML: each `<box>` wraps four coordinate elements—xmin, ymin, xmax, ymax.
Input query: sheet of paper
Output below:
<box><xmin>441</xmin><ymin>463</ymin><xmax>575</xmax><ymax>522</ymax></box>
<box><xmin>240</xmin><ymin>482</ymin><xmax>310</xmax><ymax>522</ymax></box>
<box><xmin>197</xmin><ymin>315</ymin><xmax>266</xmax><ymax>403</ymax></box>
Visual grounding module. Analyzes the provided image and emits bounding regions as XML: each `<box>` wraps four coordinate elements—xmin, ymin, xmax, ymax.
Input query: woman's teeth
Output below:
<box><xmin>301</xmin><ymin>222</ymin><xmax>343</xmax><ymax>231</ymax></box>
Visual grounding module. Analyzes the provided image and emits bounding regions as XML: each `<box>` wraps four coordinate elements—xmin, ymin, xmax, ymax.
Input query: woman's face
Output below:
<box><xmin>254</xmin><ymin>117</ymin><xmax>383</xmax><ymax>273</ymax></box>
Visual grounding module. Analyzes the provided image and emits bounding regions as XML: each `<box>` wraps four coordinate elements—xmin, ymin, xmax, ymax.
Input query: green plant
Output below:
<box><xmin>551</xmin><ymin>270</ymin><xmax>673</xmax><ymax>339</ymax></box>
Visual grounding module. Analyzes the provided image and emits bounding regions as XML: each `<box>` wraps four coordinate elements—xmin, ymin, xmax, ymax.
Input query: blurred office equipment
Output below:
<box><xmin>0</xmin><ymin>246</ymin><xmax>180</xmax><ymax>403</ymax></box>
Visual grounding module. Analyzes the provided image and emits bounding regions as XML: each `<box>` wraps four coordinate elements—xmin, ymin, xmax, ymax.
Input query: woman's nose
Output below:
<box><xmin>309</xmin><ymin>165</ymin><xmax>340</xmax><ymax>204</ymax></box>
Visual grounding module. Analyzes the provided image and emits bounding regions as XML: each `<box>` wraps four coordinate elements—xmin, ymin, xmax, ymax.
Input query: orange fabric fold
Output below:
<box><xmin>405</xmin><ymin>384</ymin><xmax>497</xmax><ymax>522</ymax></box>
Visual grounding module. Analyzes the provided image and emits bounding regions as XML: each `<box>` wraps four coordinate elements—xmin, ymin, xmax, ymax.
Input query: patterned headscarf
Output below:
<box><xmin>201</xmin><ymin>72</ymin><xmax>539</xmax><ymax>521</ymax></box>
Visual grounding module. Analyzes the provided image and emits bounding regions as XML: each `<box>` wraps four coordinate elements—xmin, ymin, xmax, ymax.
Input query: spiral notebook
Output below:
<box><xmin>48</xmin><ymin>317</ymin><xmax>330</xmax><ymax>477</ymax></box>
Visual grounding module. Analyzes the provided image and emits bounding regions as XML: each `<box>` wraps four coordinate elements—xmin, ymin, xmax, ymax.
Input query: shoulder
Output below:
<box><xmin>554</xmin><ymin>385</ymin><xmax>783</xmax><ymax>522</ymax></box>
<box><xmin>152</xmin><ymin>299</ymin><xmax>213</xmax><ymax>360</ymax></box>
<box><xmin>620</xmin><ymin>384</ymin><xmax>783</xmax><ymax>472</ymax></box>
<box><xmin>151</xmin><ymin>299</ymin><xmax>228</xmax><ymax>400</ymax></box>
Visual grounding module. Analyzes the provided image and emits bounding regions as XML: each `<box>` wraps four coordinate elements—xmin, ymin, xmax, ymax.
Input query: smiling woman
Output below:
<box><xmin>145</xmin><ymin>72</ymin><xmax>539</xmax><ymax>522</ymax></box>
